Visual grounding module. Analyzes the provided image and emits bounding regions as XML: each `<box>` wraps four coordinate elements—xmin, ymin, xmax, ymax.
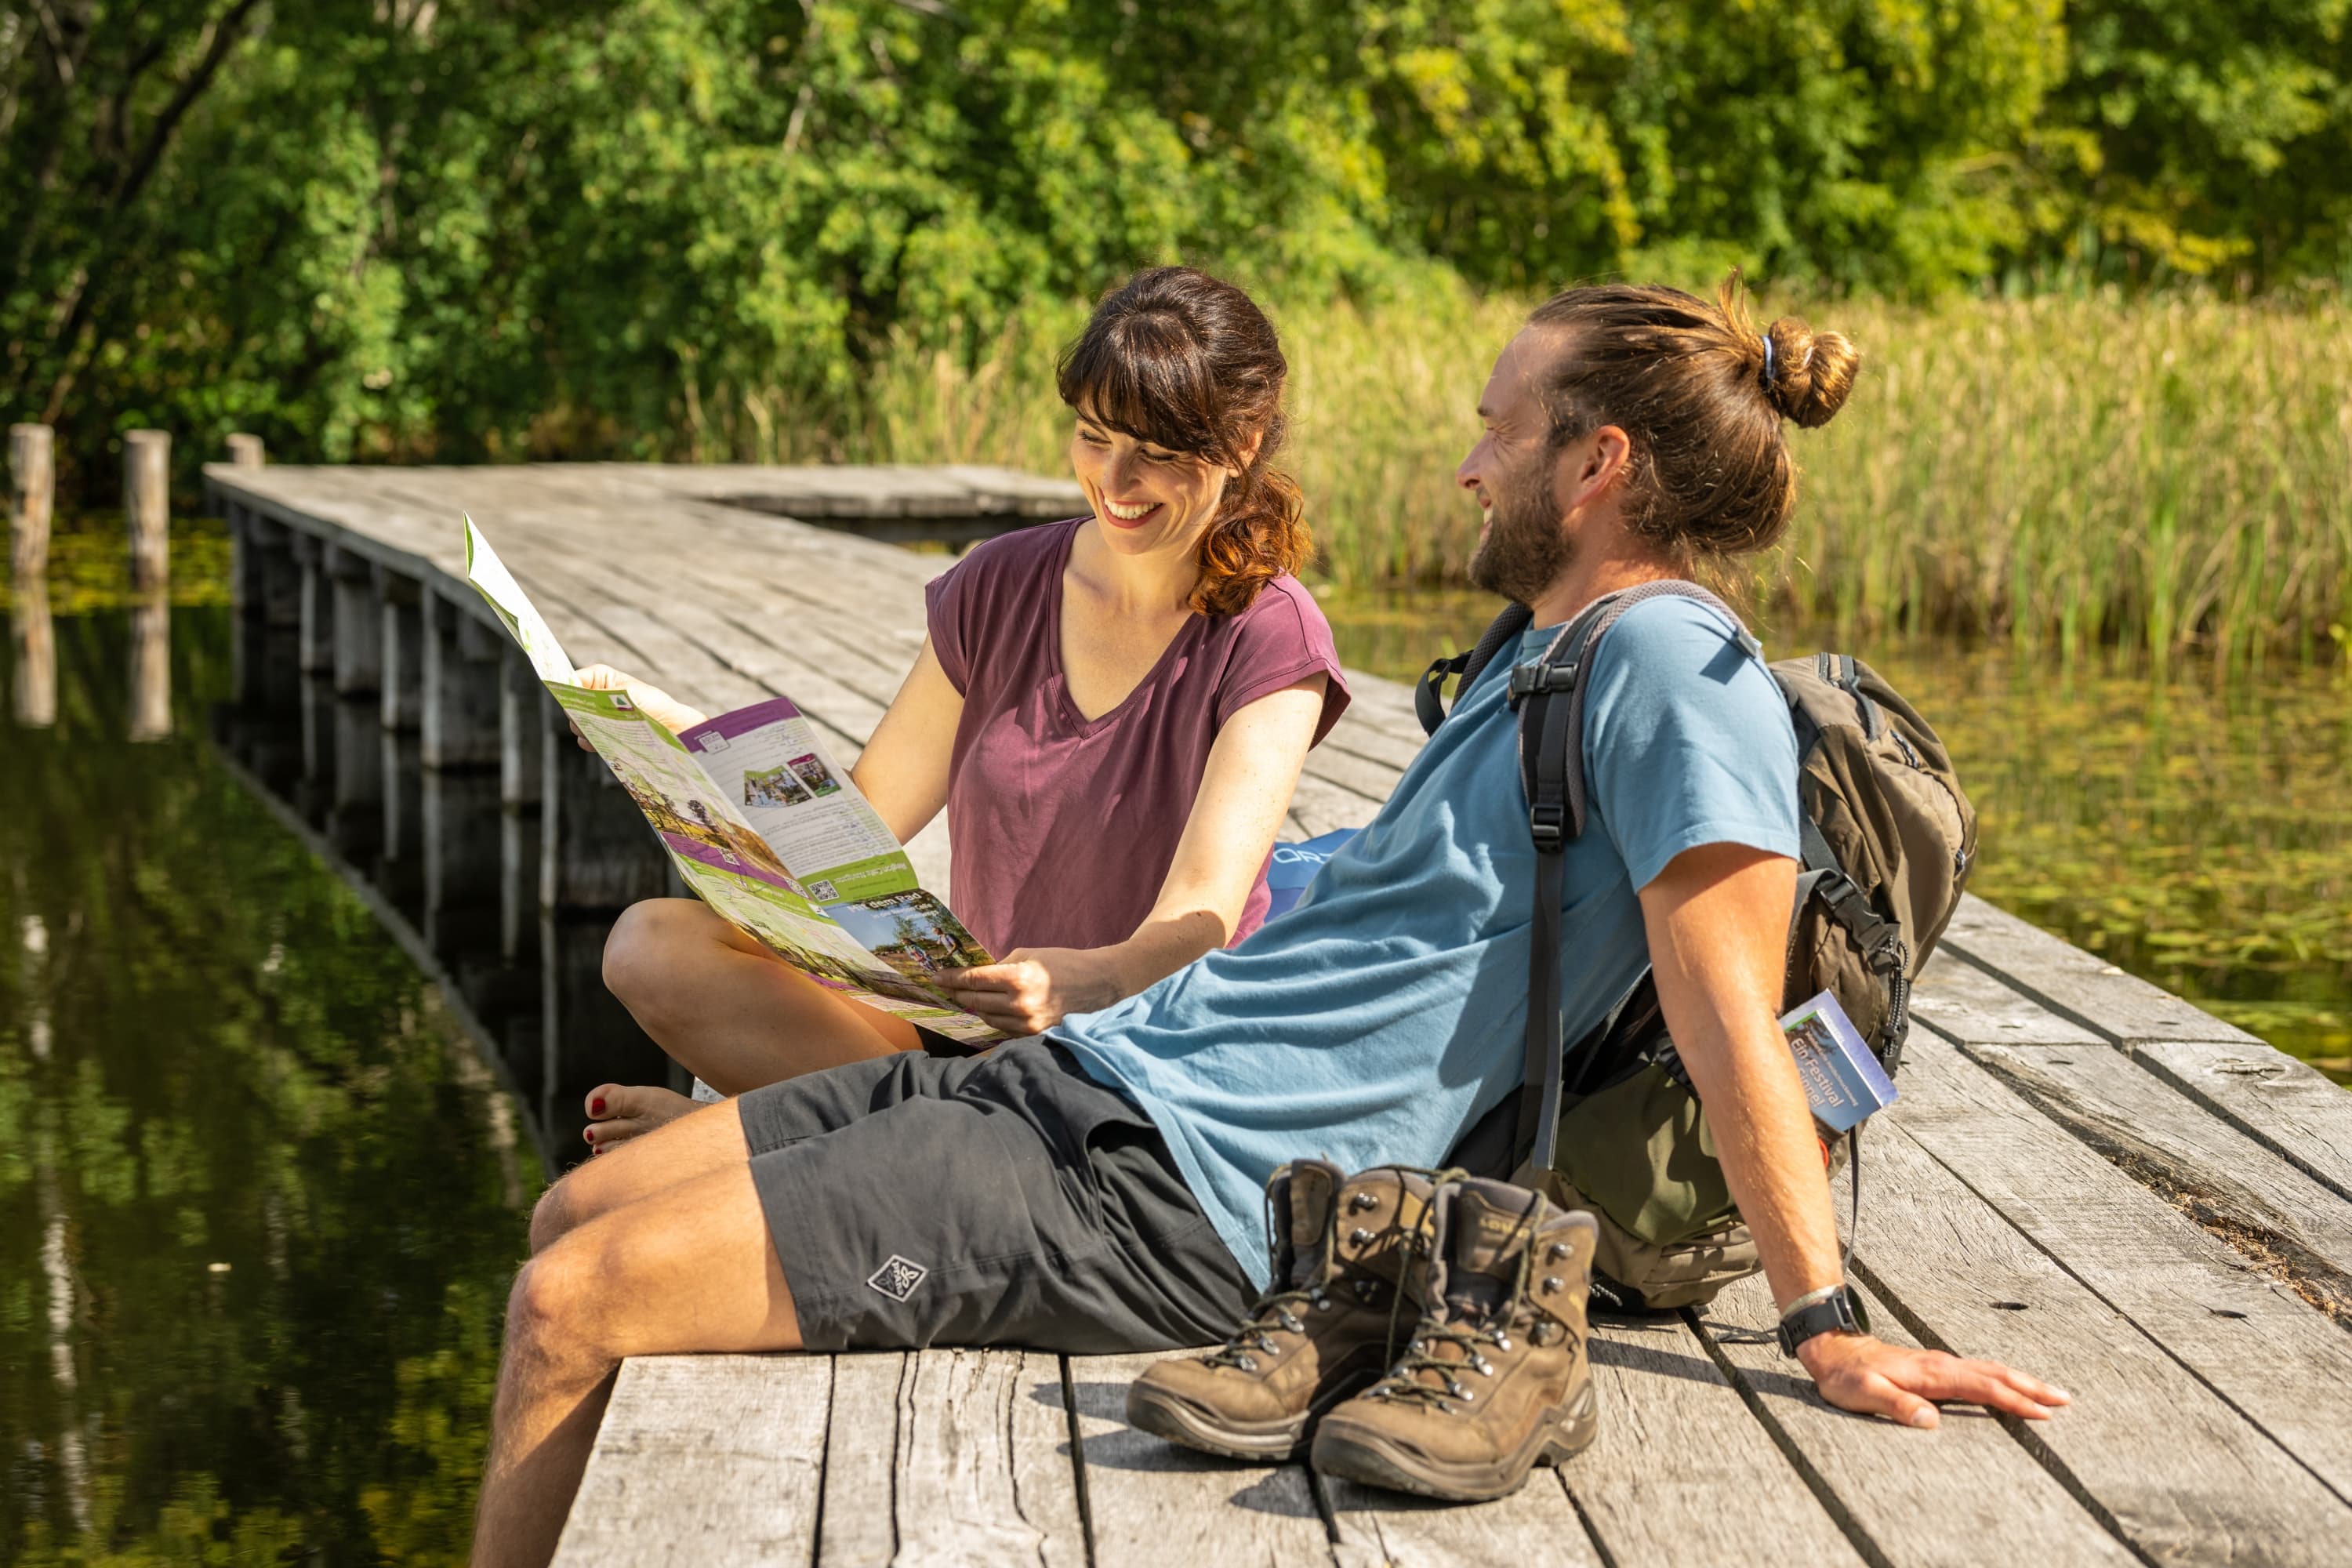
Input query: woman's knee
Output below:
<box><xmin>601</xmin><ymin>898</ymin><xmax>720</xmax><ymax>1018</ymax></box>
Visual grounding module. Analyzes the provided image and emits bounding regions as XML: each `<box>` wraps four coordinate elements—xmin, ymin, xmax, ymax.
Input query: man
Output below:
<box><xmin>471</xmin><ymin>279</ymin><xmax>2063</xmax><ymax>1566</ymax></box>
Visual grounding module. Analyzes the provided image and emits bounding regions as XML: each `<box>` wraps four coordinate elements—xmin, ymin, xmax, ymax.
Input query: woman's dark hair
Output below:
<box><xmin>1055</xmin><ymin>267</ymin><xmax>1310</xmax><ymax>617</ymax></box>
<box><xmin>1526</xmin><ymin>269</ymin><xmax>1861</xmax><ymax>563</ymax></box>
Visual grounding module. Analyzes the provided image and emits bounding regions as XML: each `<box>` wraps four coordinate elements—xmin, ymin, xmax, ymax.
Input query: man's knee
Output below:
<box><xmin>506</xmin><ymin>1242</ymin><xmax>612</xmax><ymax>1368</ymax></box>
<box><xmin>601</xmin><ymin>898</ymin><xmax>708</xmax><ymax>1017</ymax></box>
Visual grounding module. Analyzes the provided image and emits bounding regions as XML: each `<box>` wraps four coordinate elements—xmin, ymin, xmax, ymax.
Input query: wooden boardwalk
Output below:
<box><xmin>203</xmin><ymin>463</ymin><xmax>2352</xmax><ymax>1568</ymax></box>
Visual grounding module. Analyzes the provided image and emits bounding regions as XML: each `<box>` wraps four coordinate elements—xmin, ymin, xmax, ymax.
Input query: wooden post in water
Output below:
<box><xmin>293</xmin><ymin>532</ymin><xmax>334</xmax><ymax>673</ymax></box>
<box><xmin>225</xmin><ymin>433</ymin><xmax>265</xmax><ymax>469</ymax></box>
<box><xmin>422</xmin><ymin>589</ymin><xmax>504</xmax><ymax>770</ymax></box>
<box><xmin>9</xmin><ymin>423</ymin><xmax>53</xmax><ymax>583</ymax></box>
<box><xmin>10</xmin><ymin>579</ymin><xmax>54</xmax><ymax>728</ymax></box>
<box><xmin>123</xmin><ymin>430</ymin><xmax>170</xmax><ymax>591</ymax></box>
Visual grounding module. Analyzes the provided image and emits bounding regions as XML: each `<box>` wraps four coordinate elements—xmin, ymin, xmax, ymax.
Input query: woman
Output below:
<box><xmin>579</xmin><ymin>267</ymin><xmax>1350</xmax><ymax>1146</ymax></box>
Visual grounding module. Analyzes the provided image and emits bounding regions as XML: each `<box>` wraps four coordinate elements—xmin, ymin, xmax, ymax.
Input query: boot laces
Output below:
<box><xmin>1368</xmin><ymin>1190</ymin><xmax>1574</xmax><ymax>1415</ymax></box>
<box><xmin>1206</xmin><ymin>1163</ymin><xmax>1454</xmax><ymax>1376</ymax></box>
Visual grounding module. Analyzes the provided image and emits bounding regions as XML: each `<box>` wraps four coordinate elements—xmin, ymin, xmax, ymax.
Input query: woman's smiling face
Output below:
<box><xmin>1067</xmin><ymin>407</ymin><xmax>1238</xmax><ymax>556</ymax></box>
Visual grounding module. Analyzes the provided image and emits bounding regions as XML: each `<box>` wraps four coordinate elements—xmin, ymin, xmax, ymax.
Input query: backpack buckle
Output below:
<box><xmin>1528</xmin><ymin>802</ymin><xmax>1566</xmax><ymax>850</ymax></box>
<box><xmin>1508</xmin><ymin>662</ymin><xmax>1574</xmax><ymax>700</ymax></box>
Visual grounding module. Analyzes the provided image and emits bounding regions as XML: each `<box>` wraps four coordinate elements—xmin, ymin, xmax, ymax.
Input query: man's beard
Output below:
<box><xmin>1468</xmin><ymin>462</ymin><xmax>1572</xmax><ymax>606</ymax></box>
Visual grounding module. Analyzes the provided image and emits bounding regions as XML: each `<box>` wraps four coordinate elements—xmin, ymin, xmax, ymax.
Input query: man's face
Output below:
<box><xmin>1458</xmin><ymin>330</ymin><xmax>1573</xmax><ymax>605</ymax></box>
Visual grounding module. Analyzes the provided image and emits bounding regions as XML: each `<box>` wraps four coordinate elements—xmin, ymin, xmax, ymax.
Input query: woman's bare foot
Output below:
<box><xmin>583</xmin><ymin>1083</ymin><xmax>702</xmax><ymax>1151</ymax></box>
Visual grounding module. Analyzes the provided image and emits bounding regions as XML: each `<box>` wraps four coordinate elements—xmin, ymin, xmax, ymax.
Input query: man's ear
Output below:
<box><xmin>1556</xmin><ymin>424</ymin><xmax>1632</xmax><ymax>514</ymax></box>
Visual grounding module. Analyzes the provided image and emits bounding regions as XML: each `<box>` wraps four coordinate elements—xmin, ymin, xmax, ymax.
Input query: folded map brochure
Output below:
<box><xmin>1779</xmin><ymin>990</ymin><xmax>1898</xmax><ymax>1134</ymax></box>
<box><xmin>462</xmin><ymin>520</ymin><xmax>1001</xmax><ymax>1045</ymax></box>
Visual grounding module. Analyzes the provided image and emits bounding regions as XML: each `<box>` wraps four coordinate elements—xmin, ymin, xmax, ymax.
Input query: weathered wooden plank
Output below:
<box><xmin>1846</xmin><ymin>1093</ymin><xmax>2352</xmax><ymax>1562</ymax></box>
<box><xmin>1936</xmin><ymin>895</ymin><xmax>2259</xmax><ymax>1045</ymax></box>
<box><xmin>1896</xmin><ymin>1035</ymin><xmax>2352</xmax><ymax>1504</ymax></box>
<box><xmin>1323</xmin><ymin>1468</ymin><xmax>1601</xmax><ymax>1568</ymax></box>
<box><xmin>1697</xmin><ymin>1274</ymin><xmax>2138</xmax><ymax>1568</ymax></box>
<box><xmin>2134</xmin><ymin>1040</ymin><xmax>2352</xmax><ymax>1206</ymax></box>
<box><xmin>1951</xmin><ymin>1036</ymin><xmax>2352</xmax><ymax>1314</ymax></box>
<box><xmin>1911</xmin><ymin>948</ymin><xmax>2105</xmax><ymax>1046</ymax></box>
<box><xmin>818</xmin><ymin>1352</ymin><xmax>904</xmax><ymax>1566</ymax></box>
<box><xmin>1565</xmin><ymin>1316</ymin><xmax>1867</xmax><ymax>1568</ymax></box>
<box><xmin>550</xmin><ymin>1354</ymin><xmax>831</xmax><ymax>1568</ymax></box>
<box><xmin>895</xmin><ymin>1349</ymin><xmax>1089</xmax><ymax>1567</ymax></box>
<box><xmin>1067</xmin><ymin>1351</ymin><xmax>1334</xmax><ymax>1568</ymax></box>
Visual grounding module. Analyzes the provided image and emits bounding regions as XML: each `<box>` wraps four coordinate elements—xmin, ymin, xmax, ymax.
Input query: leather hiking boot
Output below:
<box><xmin>1127</xmin><ymin>1160</ymin><xmax>1447</xmax><ymax>1461</ymax></box>
<box><xmin>1311</xmin><ymin>1177</ymin><xmax>1599</xmax><ymax>1501</ymax></box>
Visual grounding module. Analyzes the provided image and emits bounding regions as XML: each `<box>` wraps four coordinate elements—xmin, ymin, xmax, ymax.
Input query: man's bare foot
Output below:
<box><xmin>583</xmin><ymin>1083</ymin><xmax>702</xmax><ymax>1151</ymax></box>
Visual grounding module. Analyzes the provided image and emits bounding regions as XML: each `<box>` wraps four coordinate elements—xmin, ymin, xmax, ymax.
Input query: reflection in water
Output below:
<box><xmin>1322</xmin><ymin>588</ymin><xmax>2352</xmax><ymax>1083</ymax></box>
<box><xmin>2</xmin><ymin>603</ymin><xmax>538</xmax><ymax>1564</ymax></box>
<box><xmin>128</xmin><ymin>591</ymin><xmax>171</xmax><ymax>742</ymax></box>
<box><xmin>11</xmin><ymin>580</ymin><xmax>52</xmax><ymax>726</ymax></box>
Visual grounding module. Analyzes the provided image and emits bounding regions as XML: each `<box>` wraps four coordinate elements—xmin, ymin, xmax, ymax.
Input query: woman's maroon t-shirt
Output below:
<box><xmin>924</xmin><ymin>517</ymin><xmax>1350</xmax><ymax>957</ymax></box>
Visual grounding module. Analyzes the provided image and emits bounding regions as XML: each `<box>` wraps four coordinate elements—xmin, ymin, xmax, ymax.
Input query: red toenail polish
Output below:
<box><xmin>590</xmin><ymin>1098</ymin><xmax>606</xmax><ymax>1116</ymax></box>
<box><xmin>583</xmin><ymin>1128</ymin><xmax>595</xmax><ymax>1143</ymax></box>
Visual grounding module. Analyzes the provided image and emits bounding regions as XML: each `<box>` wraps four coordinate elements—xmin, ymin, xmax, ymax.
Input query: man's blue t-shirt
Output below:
<box><xmin>1054</xmin><ymin>597</ymin><xmax>1801</xmax><ymax>1289</ymax></box>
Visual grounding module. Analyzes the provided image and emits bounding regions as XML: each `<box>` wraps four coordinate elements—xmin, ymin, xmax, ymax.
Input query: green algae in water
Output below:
<box><xmin>0</xmin><ymin>602</ymin><xmax>537</xmax><ymax>1565</ymax></box>
<box><xmin>1316</xmin><ymin>585</ymin><xmax>2352</xmax><ymax>1085</ymax></box>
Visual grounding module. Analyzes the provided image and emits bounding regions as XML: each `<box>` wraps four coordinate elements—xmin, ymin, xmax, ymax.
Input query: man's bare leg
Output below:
<box><xmin>529</xmin><ymin>1095</ymin><xmax>756</xmax><ymax>1254</ymax></box>
<box><xmin>473</xmin><ymin>1156</ymin><xmax>802</xmax><ymax>1568</ymax></box>
<box><xmin>586</xmin><ymin>898</ymin><xmax>923</xmax><ymax>1148</ymax></box>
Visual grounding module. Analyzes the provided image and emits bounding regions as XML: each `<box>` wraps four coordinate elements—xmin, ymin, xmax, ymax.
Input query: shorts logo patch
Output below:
<box><xmin>867</xmin><ymin>1254</ymin><xmax>929</xmax><ymax>1301</ymax></box>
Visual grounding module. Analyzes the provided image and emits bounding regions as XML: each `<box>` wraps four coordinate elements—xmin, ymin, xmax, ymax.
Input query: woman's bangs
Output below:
<box><xmin>1058</xmin><ymin>316</ymin><xmax>1220</xmax><ymax>456</ymax></box>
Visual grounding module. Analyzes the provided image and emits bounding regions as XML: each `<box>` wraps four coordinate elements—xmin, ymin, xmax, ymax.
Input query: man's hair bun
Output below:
<box><xmin>1759</xmin><ymin>315</ymin><xmax>1860</xmax><ymax>430</ymax></box>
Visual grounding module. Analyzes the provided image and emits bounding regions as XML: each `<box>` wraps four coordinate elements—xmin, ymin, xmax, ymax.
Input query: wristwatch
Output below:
<box><xmin>1777</xmin><ymin>1284</ymin><xmax>1871</xmax><ymax>1356</ymax></box>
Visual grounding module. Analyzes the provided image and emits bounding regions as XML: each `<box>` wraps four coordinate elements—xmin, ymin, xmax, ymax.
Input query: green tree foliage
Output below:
<box><xmin>1</xmin><ymin>0</ymin><xmax>2347</xmax><ymax>498</ymax></box>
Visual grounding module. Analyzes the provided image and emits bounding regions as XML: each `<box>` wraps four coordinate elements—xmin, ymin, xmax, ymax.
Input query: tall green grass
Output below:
<box><xmin>846</xmin><ymin>287</ymin><xmax>2352</xmax><ymax>666</ymax></box>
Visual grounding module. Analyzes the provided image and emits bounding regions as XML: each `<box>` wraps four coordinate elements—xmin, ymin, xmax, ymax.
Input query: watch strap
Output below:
<box><xmin>1777</xmin><ymin>1284</ymin><xmax>1870</xmax><ymax>1356</ymax></box>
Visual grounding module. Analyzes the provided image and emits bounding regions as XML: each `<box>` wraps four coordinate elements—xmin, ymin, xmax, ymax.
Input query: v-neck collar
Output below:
<box><xmin>1046</xmin><ymin>521</ymin><xmax>1203</xmax><ymax>735</ymax></box>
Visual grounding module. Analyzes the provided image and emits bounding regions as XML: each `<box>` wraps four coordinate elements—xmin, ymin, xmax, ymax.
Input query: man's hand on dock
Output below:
<box><xmin>1798</xmin><ymin>1330</ymin><xmax>2071</xmax><ymax>1429</ymax></box>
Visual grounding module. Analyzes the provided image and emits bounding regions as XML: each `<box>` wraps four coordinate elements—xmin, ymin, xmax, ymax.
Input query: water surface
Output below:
<box><xmin>2</xmin><ymin>597</ymin><xmax>536</xmax><ymax>1566</ymax></box>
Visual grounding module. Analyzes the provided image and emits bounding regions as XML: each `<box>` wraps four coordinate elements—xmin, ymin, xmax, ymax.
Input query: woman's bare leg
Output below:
<box><xmin>586</xmin><ymin>898</ymin><xmax>924</xmax><ymax>1146</ymax></box>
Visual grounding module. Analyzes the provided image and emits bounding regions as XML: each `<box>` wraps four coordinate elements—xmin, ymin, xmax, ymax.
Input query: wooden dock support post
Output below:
<box><xmin>500</xmin><ymin>649</ymin><xmax>544</xmax><ymax>808</ymax></box>
<box><xmin>378</xmin><ymin>569</ymin><xmax>423</xmax><ymax>731</ymax></box>
<box><xmin>9</xmin><ymin>423</ymin><xmax>53</xmax><ymax>582</ymax></box>
<box><xmin>540</xmin><ymin>690</ymin><xmax>668</xmax><ymax>912</ymax></box>
<box><xmin>294</xmin><ymin>533</ymin><xmax>335</xmax><ymax>673</ymax></box>
<box><xmin>327</xmin><ymin>545</ymin><xmax>380</xmax><ymax>695</ymax></box>
<box><xmin>124</xmin><ymin>430</ymin><xmax>170</xmax><ymax>590</ymax></box>
<box><xmin>424</xmin><ymin>769</ymin><xmax>504</xmax><ymax>960</ymax></box>
<box><xmin>423</xmin><ymin>590</ymin><xmax>504</xmax><ymax>770</ymax></box>
<box><xmin>225</xmin><ymin>433</ymin><xmax>265</xmax><ymax>469</ymax></box>
<box><xmin>128</xmin><ymin>595</ymin><xmax>171</xmax><ymax>742</ymax></box>
<box><xmin>10</xmin><ymin>580</ymin><xmax>54</xmax><ymax>728</ymax></box>
<box><xmin>243</xmin><ymin>512</ymin><xmax>300</xmax><ymax>628</ymax></box>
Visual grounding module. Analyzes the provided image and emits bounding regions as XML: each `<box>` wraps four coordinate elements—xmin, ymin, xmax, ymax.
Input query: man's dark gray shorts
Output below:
<box><xmin>739</xmin><ymin>1038</ymin><xmax>1255</xmax><ymax>1352</ymax></box>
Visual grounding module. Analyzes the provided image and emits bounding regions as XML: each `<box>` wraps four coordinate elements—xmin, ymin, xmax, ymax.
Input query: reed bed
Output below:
<box><xmin>847</xmin><ymin>287</ymin><xmax>2352</xmax><ymax>666</ymax></box>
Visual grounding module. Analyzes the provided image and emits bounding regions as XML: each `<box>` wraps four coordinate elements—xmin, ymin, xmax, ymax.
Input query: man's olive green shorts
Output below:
<box><xmin>738</xmin><ymin>1038</ymin><xmax>1255</xmax><ymax>1352</ymax></box>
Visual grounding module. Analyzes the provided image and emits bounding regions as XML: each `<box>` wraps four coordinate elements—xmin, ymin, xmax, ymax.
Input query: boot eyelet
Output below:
<box><xmin>1493</xmin><ymin>1335</ymin><xmax>1512</xmax><ymax>1352</ymax></box>
<box><xmin>1471</xmin><ymin>1355</ymin><xmax>1494</xmax><ymax>1376</ymax></box>
<box><xmin>1543</xmin><ymin>1276</ymin><xmax>1565</xmax><ymax>1294</ymax></box>
<box><xmin>1349</xmin><ymin>1227</ymin><xmax>1374</xmax><ymax>1247</ymax></box>
<box><xmin>1350</xmin><ymin>1192</ymin><xmax>1379</xmax><ymax>1211</ymax></box>
<box><xmin>1310</xmin><ymin>1290</ymin><xmax>1331</xmax><ymax>1310</ymax></box>
<box><xmin>1235</xmin><ymin>1354</ymin><xmax>1258</xmax><ymax>1372</ymax></box>
<box><xmin>1278</xmin><ymin>1312</ymin><xmax>1304</xmax><ymax>1334</ymax></box>
<box><xmin>1449</xmin><ymin>1381</ymin><xmax>1472</xmax><ymax>1401</ymax></box>
<box><xmin>1547</xmin><ymin>1242</ymin><xmax>1570</xmax><ymax>1262</ymax></box>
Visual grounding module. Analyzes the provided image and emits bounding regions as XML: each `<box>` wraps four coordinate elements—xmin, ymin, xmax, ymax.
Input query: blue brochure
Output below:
<box><xmin>1780</xmin><ymin>990</ymin><xmax>1899</xmax><ymax>1134</ymax></box>
<box><xmin>1265</xmin><ymin>828</ymin><xmax>1361</xmax><ymax>920</ymax></box>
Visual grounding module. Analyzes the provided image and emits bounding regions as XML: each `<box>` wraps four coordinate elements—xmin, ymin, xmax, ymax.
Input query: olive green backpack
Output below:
<box><xmin>1416</xmin><ymin>582</ymin><xmax>1976</xmax><ymax>1310</ymax></box>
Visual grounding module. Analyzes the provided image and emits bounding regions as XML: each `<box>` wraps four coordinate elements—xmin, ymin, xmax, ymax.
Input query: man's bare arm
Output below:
<box><xmin>1637</xmin><ymin>841</ymin><xmax>2069</xmax><ymax>1428</ymax></box>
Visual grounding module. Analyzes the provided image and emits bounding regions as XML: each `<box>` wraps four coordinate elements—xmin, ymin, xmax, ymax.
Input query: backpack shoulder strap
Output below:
<box><xmin>1416</xmin><ymin>603</ymin><xmax>1532</xmax><ymax>736</ymax></box>
<box><xmin>1511</xmin><ymin>579</ymin><xmax>1757</xmax><ymax>1167</ymax></box>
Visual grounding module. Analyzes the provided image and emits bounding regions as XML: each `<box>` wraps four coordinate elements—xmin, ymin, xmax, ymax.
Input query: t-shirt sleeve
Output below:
<box><xmin>1582</xmin><ymin>599</ymin><xmax>1800</xmax><ymax>892</ymax></box>
<box><xmin>1212</xmin><ymin>578</ymin><xmax>1353</xmax><ymax>745</ymax></box>
<box><xmin>924</xmin><ymin>557</ymin><xmax>978</xmax><ymax>695</ymax></box>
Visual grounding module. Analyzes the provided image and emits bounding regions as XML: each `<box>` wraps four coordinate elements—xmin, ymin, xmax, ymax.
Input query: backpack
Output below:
<box><xmin>1416</xmin><ymin>581</ymin><xmax>1976</xmax><ymax>1310</ymax></box>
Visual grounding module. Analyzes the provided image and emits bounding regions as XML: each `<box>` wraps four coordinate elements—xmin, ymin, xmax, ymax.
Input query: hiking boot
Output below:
<box><xmin>1127</xmin><ymin>1160</ymin><xmax>1447</xmax><ymax>1461</ymax></box>
<box><xmin>1310</xmin><ymin>1177</ymin><xmax>1599</xmax><ymax>1501</ymax></box>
